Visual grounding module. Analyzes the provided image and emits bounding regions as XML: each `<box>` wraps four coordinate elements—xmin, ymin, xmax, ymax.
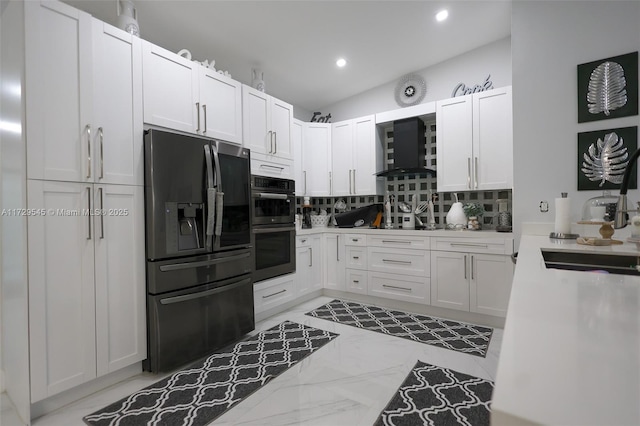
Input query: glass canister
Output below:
<box><xmin>581</xmin><ymin>191</ymin><xmax>618</xmax><ymax>222</ymax></box>
<box><xmin>496</xmin><ymin>199</ymin><xmax>512</xmax><ymax>232</ymax></box>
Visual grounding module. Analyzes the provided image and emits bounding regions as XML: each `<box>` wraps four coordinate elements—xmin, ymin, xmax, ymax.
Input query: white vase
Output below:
<box><xmin>446</xmin><ymin>202</ymin><xmax>467</xmax><ymax>228</ymax></box>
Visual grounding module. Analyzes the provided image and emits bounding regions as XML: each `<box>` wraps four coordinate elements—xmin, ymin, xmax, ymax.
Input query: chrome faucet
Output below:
<box><xmin>615</xmin><ymin>147</ymin><xmax>640</xmax><ymax>228</ymax></box>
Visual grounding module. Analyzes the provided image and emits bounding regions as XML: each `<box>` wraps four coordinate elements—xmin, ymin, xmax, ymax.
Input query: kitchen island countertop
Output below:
<box><xmin>491</xmin><ymin>235</ymin><xmax>640</xmax><ymax>425</ymax></box>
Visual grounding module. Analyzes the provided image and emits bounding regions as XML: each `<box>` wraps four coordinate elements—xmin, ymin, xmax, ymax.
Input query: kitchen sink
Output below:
<box><xmin>541</xmin><ymin>249</ymin><xmax>640</xmax><ymax>276</ymax></box>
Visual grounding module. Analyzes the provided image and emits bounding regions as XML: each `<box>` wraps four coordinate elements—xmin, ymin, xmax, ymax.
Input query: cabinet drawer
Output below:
<box><xmin>368</xmin><ymin>272</ymin><xmax>429</xmax><ymax>304</ymax></box>
<box><xmin>344</xmin><ymin>234</ymin><xmax>367</xmax><ymax>246</ymax></box>
<box><xmin>367</xmin><ymin>247</ymin><xmax>429</xmax><ymax>277</ymax></box>
<box><xmin>345</xmin><ymin>246</ymin><xmax>367</xmax><ymax>270</ymax></box>
<box><xmin>431</xmin><ymin>237</ymin><xmax>512</xmax><ymax>255</ymax></box>
<box><xmin>368</xmin><ymin>235</ymin><xmax>429</xmax><ymax>249</ymax></box>
<box><xmin>253</xmin><ymin>275</ymin><xmax>295</xmax><ymax>314</ymax></box>
<box><xmin>251</xmin><ymin>155</ymin><xmax>293</xmax><ymax>179</ymax></box>
<box><xmin>345</xmin><ymin>269</ymin><xmax>367</xmax><ymax>295</ymax></box>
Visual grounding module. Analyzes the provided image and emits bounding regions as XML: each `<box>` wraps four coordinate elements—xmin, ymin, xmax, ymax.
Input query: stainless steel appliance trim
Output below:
<box><xmin>86</xmin><ymin>124</ymin><xmax>91</xmax><ymax>179</ymax></box>
<box><xmin>158</xmin><ymin>252</ymin><xmax>252</xmax><ymax>272</ymax></box>
<box><xmin>382</xmin><ymin>284</ymin><xmax>412</xmax><ymax>292</ymax></box>
<box><xmin>204</xmin><ymin>144</ymin><xmax>215</xmax><ymax>250</ymax></box>
<box><xmin>257</xmin><ymin>193</ymin><xmax>288</xmax><ymax>200</ymax></box>
<box><xmin>98</xmin><ymin>127</ymin><xmax>104</xmax><ymax>179</ymax></box>
<box><xmin>159</xmin><ymin>277</ymin><xmax>251</xmax><ymax>305</ymax></box>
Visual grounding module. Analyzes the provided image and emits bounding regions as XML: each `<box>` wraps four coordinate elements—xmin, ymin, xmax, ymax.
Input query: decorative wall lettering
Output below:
<box><xmin>310</xmin><ymin>112</ymin><xmax>332</xmax><ymax>123</ymax></box>
<box><xmin>451</xmin><ymin>75</ymin><xmax>494</xmax><ymax>97</ymax></box>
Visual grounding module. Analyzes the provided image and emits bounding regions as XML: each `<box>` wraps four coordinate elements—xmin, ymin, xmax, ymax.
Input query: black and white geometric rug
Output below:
<box><xmin>374</xmin><ymin>361</ymin><xmax>494</xmax><ymax>426</ymax></box>
<box><xmin>306</xmin><ymin>299</ymin><xmax>492</xmax><ymax>357</ymax></box>
<box><xmin>83</xmin><ymin>321</ymin><xmax>338</xmax><ymax>426</ymax></box>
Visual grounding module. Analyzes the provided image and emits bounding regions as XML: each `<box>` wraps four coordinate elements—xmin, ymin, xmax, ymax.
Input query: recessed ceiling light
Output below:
<box><xmin>435</xmin><ymin>9</ymin><xmax>448</xmax><ymax>22</ymax></box>
<box><xmin>336</xmin><ymin>58</ymin><xmax>347</xmax><ymax>68</ymax></box>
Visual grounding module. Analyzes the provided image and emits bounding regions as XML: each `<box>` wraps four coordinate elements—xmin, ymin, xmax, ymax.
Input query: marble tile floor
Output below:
<box><xmin>2</xmin><ymin>295</ymin><xmax>503</xmax><ymax>426</ymax></box>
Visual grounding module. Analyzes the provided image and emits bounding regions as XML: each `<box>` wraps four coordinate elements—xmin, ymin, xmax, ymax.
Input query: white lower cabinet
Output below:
<box><xmin>346</xmin><ymin>269</ymin><xmax>368</xmax><ymax>295</ymax></box>
<box><xmin>368</xmin><ymin>272</ymin><xmax>430</xmax><ymax>304</ymax></box>
<box><xmin>430</xmin><ymin>248</ymin><xmax>514</xmax><ymax>316</ymax></box>
<box><xmin>296</xmin><ymin>235</ymin><xmax>322</xmax><ymax>296</ymax></box>
<box><xmin>324</xmin><ymin>233</ymin><xmax>345</xmax><ymax>291</ymax></box>
<box><xmin>253</xmin><ymin>274</ymin><xmax>296</xmax><ymax>315</ymax></box>
<box><xmin>27</xmin><ymin>180</ymin><xmax>146</xmax><ymax>401</ymax></box>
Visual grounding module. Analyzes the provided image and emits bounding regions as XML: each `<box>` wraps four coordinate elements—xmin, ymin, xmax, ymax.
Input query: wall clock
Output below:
<box><xmin>395</xmin><ymin>74</ymin><xmax>426</xmax><ymax>107</ymax></box>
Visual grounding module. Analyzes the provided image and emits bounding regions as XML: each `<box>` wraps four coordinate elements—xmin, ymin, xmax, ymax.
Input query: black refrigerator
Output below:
<box><xmin>143</xmin><ymin>129</ymin><xmax>254</xmax><ymax>372</ymax></box>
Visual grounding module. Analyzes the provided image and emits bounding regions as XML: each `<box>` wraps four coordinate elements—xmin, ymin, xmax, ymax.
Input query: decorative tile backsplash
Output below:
<box><xmin>297</xmin><ymin>117</ymin><xmax>512</xmax><ymax>229</ymax></box>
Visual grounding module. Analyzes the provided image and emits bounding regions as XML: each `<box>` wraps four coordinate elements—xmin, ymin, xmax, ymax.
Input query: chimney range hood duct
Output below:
<box><xmin>376</xmin><ymin>117</ymin><xmax>436</xmax><ymax>178</ymax></box>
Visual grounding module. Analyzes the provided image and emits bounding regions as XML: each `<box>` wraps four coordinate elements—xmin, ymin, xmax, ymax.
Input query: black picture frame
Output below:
<box><xmin>578</xmin><ymin>126</ymin><xmax>638</xmax><ymax>191</ymax></box>
<box><xmin>577</xmin><ymin>51</ymin><xmax>638</xmax><ymax>123</ymax></box>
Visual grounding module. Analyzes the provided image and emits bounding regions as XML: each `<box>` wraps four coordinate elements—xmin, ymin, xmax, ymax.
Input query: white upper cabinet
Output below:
<box><xmin>25</xmin><ymin>4</ymin><xmax>144</xmax><ymax>185</ymax></box>
<box><xmin>242</xmin><ymin>85</ymin><xmax>293</xmax><ymax>159</ymax></box>
<box><xmin>302</xmin><ymin>122</ymin><xmax>332</xmax><ymax>196</ymax></box>
<box><xmin>142</xmin><ymin>41</ymin><xmax>243</xmax><ymax>144</ymax></box>
<box><xmin>331</xmin><ymin>115</ymin><xmax>382</xmax><ymax>197</ymax></box>
<box><xmin>25</xmin><ymin>0</ymin><xmax>93</xmax><ymax>182</ymax></box>
<box><xmin>436</xmin><ymin>86</ymin><xmax>512</xmax><ymax>192</ymax></box>
<box><xmin>92</xmin><ymin>19</ymin><xmax>143</xmax><ymax>185</ymax></box>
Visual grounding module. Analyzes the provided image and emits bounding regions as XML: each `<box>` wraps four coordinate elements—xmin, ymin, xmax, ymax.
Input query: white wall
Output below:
<box><xmin>512</xmin><ymin>1</ymin><xmax>640</xmax><ymax>243</ymax></box>
<box><xmin>1</xmin><ymin>0</ymin><xmax>31</xmax><ymax>423</ymax></box>
<box><xmin>319</xmin><ymin>37</ymin><xmax>512</xmax><ymax>122</ymax></box>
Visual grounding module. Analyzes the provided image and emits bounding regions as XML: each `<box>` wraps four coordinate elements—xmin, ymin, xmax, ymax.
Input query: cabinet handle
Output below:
<box><xmin>382</xmin><ymin>259</ymin><xmax>411</xmax><ymax>265</ymax></box>
<box><xmin>450</xmin><ymin>243</ymin><xmax>488</xmax><ymax>248</ymax></box>
<box><xmin>383</xmin><ymin>284</ymin><xmax>412</xmax><ymax>292</ymax></box>
<box><xmin>464</xmin><ymin>255</ymin><xmax>468</xmax><ymax>279</ymax></box>
<box><xmin>202</xmin><ymin>104</ymin><xmax>207</xmax><ymax>133</ymax></box>
<box><xmin>263</xmin><ymin>289</ymin><xmax>286</xmax><ymax>299</ymax></box>
<box><xmin>86</xmin><ymin>187</ymin><xmax>92</xmax><ymax>240</ymax></box>
<box><xmin>195</xmin><ymin>102</ymin><xmax>200</xmax><ymax>132</ymax></box>
<box><xmin>267</xmin><ymin>130</ymin><xmax>273</xmax><ymax>153</ymax></box>
<box><xmin>329</xmin><ymin>171</ymin><xmax>332</xmax><ymax>194</ymax></box>
<box><xmin>300</xmin><ymin>238</ymin><xmax>307</xmax><ymax>243</ymax></box>
<box><xmin>274</xmin><ymin>131</ymin><xmax>277</xmax><ymax>154</ymax></box>
<box><xmin>98</xmin><ymin>127</ymin><xmax>104</xmax><ymax>179</ymax></box>
<box><xmin>336</xmin><ymin>235</ymin><xmax>340</xmax><ymax>261</ymax></box>
<box><xmin>99</xmin><ymin>187</ymin><xmax>104</xmax><ymax>239</ymax></box>
<box><xmin>353</xmin><ymin>256</ymin><xmax>359</xmax><ymax>260</ymax></box>
<box><xmin>381</xmin><ymin>239</ymin><xmax>410</xmax><ymax>244</ymax></box>
<box><xmin>349</xmin><ymin>170</ymin><xmax>353</xmax><ymax>194</ymax></box>
<box><xmin>259</xmin><ymin>164</ymin><xmax>284</xmax><ymax>171</ymax></box>
<box><xmin>309</xmin><ymin>247</ymin><xmax>313</xmax><ymax>267</ymax></box>
<box><xmin>471</xmin><ymin>255</ymin><xmax>474</xmax><ymax>280</ymax></box>
<box><xmin>353</xmin><ymin>280</ymin><xmax>360</xmax><ymax>284</ymax></box>
<box><xmin>303</xmin><ymin>171</ymin><xmax>307</xmax><ymax>195</ymax></box>
<box><xmin>352</xmin><ymin>238</ymin><xmax>359</xmax><ymax>242</ymax></box>
<box><xmin>85</xmin><ymin>125</ymin><xmax>91</xmax><ymax>179</ymax></box>
<box><xmin>474</xmin><ymin>157</ymin><xmax>479</xmax><ymax>189</ymax></box>
<box><xmin>467</xmin><ymin>157</ymin><xmax>471</xmax><ymax>189</ymax></box>
<box><xmin>352</xmin><ymin>169</ymin><xmax>356</xmax><ymax>194</ymax></box>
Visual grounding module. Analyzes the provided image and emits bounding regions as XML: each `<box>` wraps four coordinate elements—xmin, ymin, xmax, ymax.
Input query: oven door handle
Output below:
<box><xmin>252</xmin><ymin>226</ymin><xmax>295</xmax><ymax>234</ymax></box>
<box><xmin>158</xmin><ymin>252</ymin><xmax>252</xmax><ymax>272</ymax></box>
<box><xmin>159</xmin><ymin>277</ymin><xmax>252</xmax><ymax>305</ymax></box>
<box><xmin>256</xmin><ymin>193</ymin><xmax>289</xmax><ymax>200</ymax></box>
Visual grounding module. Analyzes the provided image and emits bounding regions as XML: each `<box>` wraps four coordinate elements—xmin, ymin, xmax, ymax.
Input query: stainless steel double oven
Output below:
<box><xmin>251</xmin><ymin>175</ymin><xmax>296</xmax><ymax>282</ymax></box>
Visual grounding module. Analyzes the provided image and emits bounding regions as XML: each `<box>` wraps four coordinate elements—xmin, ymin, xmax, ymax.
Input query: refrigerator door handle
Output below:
<box><xmin>158</xmin><ymin>252</ymin><xmax>252</xmax><ymax>271</ymax></box>
<box><xmin>204</xmin><ymin>144</ymin><xmax>216</xmax><ymax>251</ymax></box>
<box><xmin>212</xmin><ymin>143</ymin><xmax>224</xmax><ymax>237</ymax></box>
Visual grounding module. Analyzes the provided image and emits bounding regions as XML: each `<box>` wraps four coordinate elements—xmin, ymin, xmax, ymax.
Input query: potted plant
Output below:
<box><xmin>463</xmin><ymin>202</ymin><xmax>485</xmax><ymax>230</ymax></box>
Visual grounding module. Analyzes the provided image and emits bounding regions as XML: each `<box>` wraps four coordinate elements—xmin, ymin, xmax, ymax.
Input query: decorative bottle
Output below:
<box><xmin>302</xmin><ymin>196</ymin><xmax>312</xmax><ymax>229</ymax></box>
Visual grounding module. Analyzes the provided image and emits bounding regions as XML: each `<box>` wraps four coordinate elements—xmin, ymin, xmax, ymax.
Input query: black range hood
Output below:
<box><xmin>376</xmin><ymin>117</ymin><xmax>436</xmax><ymax>178</ymax></box>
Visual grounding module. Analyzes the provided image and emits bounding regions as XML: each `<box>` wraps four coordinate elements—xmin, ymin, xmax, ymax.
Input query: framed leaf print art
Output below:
<box><xmin>577</xmin><ymin>51</ymin><xmax>638</xmax><ymax>123</ymax></box>
<box><xmin>578</xmin><ymin>126</ymin><xmax>638</xmax><ymax>191</ymax></box>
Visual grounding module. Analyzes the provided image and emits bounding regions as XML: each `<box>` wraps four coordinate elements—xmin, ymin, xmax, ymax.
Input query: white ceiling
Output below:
<box><xmin>63</xmin><ymin>0</ymin><xmax>512</xmax><ymax>112</ymax></box>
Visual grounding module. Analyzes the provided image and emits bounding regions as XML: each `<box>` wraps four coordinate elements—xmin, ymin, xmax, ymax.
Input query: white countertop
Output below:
<box><xmin>296</xmin><ymin>226</ymin><xmax>513</xmax><ymax>239</ymax></box>
<box><xmin>492</xmin><ymin>235</ymin><xmax>640</xmax><ymax>425</ymax></box>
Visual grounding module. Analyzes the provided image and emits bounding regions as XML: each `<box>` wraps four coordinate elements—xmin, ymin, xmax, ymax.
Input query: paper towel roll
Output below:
<box><xmin>554</xmin><ymin>197</ymin><xmax>571</xmax><ymax>234</ymax></box>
